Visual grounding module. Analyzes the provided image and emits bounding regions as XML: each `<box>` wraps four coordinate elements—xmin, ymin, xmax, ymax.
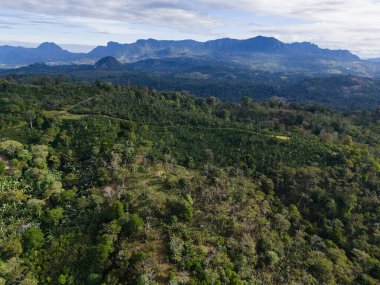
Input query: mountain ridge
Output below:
<box><xmin>87</xmin><ymin>36</ymin><xmax>359</xmax><ymax>62</ymax></box>
<box><xmin>3</xmin><ymin>55</ymin><xmax>380</xmax><ymax>110</ymax></box>
<box><xmin>0</xmin><ymin>42</ymin><xmax>85</xmax><ymax>65</ymax></box>
<box><xmin>0</xmin><ymin>36</ymin><xmax>361</xmax><ymax>66</ymax></box>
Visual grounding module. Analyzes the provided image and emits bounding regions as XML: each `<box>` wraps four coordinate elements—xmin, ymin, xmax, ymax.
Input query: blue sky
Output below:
<box><xmin>0</xmin><ymin>1</ymin><xmax>380</xmax><ymax>57</ymax></box>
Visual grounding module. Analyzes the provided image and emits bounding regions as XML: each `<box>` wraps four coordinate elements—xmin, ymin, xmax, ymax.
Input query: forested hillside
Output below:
<box><xmin>0</xmin><ymin>80</ymin><xmax>380</xmax><ymax>284</ymax></box>
<box><xmin>3</xmin><ymin>59</ymin><xmax>380</xmax><ymax>110</ymax></box>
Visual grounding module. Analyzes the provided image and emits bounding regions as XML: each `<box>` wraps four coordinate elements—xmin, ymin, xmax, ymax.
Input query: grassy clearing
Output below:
<box><xmin>275</xmin><ymin>135</ymin><xmax>291</xmax><ymax>141</ymax></box>
<box><xmin>43</xmin><ymin>110</ymin><xmax>86</xmax><ymax>120</ymax></box>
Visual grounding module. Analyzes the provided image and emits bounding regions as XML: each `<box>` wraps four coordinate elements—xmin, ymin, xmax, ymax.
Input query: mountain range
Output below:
<box><xmin>2</xmin><ymin>36</ymin><xmax>380</xmax><ymax>109</ymax></box>
<box><xmin>0</xmin><ymin>36</ymin><xmax>360</xmax><ymax>67</ymax></box>
<box><xmin>0</xmin><ymin>42</ymin><xmax>85</xmax><ymax>65</ymax></box>
<box><xmin>87</xmin><ymin>36</ymin><xmax>360</xmax><ymax>62</ymax></box>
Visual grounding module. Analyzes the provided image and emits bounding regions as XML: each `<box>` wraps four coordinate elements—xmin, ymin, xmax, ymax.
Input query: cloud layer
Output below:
<box><xmin>1</xmin><ymin>0</ymin><xmax>380</xmax><ymax>57</ymax></box>
<box><xmin>0</xmin><ymin>1</ymin><xmax>220</xmax><ymax>33</ymax></box>
<box><xmin>208</xmin><ymin>0</ymin><xmax>380</xmax><ymax>57</ymax></box>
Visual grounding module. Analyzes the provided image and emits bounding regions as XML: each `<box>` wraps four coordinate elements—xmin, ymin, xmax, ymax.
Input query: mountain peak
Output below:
<box><xmin>37</xmin><ymin>42</ymin><xmax>63</xmax><ymax>51</ymax></box>
<box><xmin>251</xmin><ymin>35</ymin><xmax>281</xmax><ymax>41</ymax></box>
<box><xmin>245</xmin><ymin>36</ymin><xmax>285</xmax><ymax>50</ymax></box>
<box><xmin>204</xmin><ymin>36</ymin><xmax>285</xmax><ymax>53</ymax></box>
<box><xmin>106</xmin><ymin>41</ymin><xmax>121</xmax><ymax>48</ymax></box>
<box><xmin>136</xmin><ymin>38</ymin><xmax>157</xmax><ymax>43</ymax></box>
<box><xmin>95</xmin><ymin>56</ymin><xmax>122</xmax><ymax>70</ymax></box>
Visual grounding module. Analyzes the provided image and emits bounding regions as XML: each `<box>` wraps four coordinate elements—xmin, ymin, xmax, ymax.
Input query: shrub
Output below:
<box><xmin>22</xmin><ymin>227</ymin><xmax>44</xmax><ymax>250</ymax></box>
<box><xmin>125</xmin><ymin>214</ymin><xmax>144</xmax><ymax>236</ymax></box>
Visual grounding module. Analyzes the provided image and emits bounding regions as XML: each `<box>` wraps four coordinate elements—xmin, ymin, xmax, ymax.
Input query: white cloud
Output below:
<box><xmin>0</xmin><ymin>1</ymin><xmax>221</xmax><ymax>33</ymax></box>
<box><xmin>1</xmin><ymin>0</ymin><xmax>380</xmax><ymax>57</ymax></box>
<box><xmin>198</xmin><ymin>0</ymin><xmax>380</xmax><ymax>57</ymax></box>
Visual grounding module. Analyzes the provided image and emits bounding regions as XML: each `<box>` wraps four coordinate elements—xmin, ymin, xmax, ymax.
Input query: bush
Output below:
<box><xmin>0</xmin><ymin>140</ymin><xmax>23</xmax><ymax>157</ymax></box>
<box><xmin>125</xmin><ymin>214</ymin><xmax>144</xmax><ymax>236</ymax></box>
<box><xmin>102</xmin><ymin>200</ymin><xmax>124</xmax><ymax>222</ymax></box>
<box><xmin>22</xmin><ymin>227</ymin><xmax>44</xmax><ymax>250</ymax></box>
<box><xmin>46</xmin><ymin>208</ymin><xmax>64</xmax><ymax>226</ymax></box>
<box><xmin>167</xmin><ymin>197</ymin><xmax>193</xmax><ymax>221</ymax></box>
<box><xmin>95</xmin><ymin>235</ymin><xmax>114</xmax><ymax>262</ymax></box>
<box><xmin>86</xmin><ymin>273</ymin><xmax>102</xmax><ymax>285</ymax></box>
<box><xmin>0</xmin><ymin>161</ymin><xmax>6</xmax><ymax>175</ymax></box>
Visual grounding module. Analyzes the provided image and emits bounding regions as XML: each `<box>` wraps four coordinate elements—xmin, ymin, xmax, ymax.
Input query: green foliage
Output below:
<box><xmin>101</xmin><ymin>200</ymin><xmax>124</xmax><ymax>222</ymax></box>
<box><xmin>0</xmin><ymin>161</ymin><xmax>5</xmax><ymax>175</ymax></box>
<box><xmin>86</xmin><ymin>273</ymin><xmax>102</xmax><ymax>285</ymax></box>
<box><xmin>0</xmin><ymin>140</ymin><xmax>23</xmax><ymax>157</ymax></box>
<box><xmin>95</xmin><ymin>235</ymin><xmax>114</xmax><ymax>262</ymax></box>
<box><xmin>0</xmin><ymin>81</ymin><xmax>379</xmax><ymax>284</ymax></box>
<box><xmin>125</xmin><ymin>214</ymin><xmax>144</xmax><ymax>236</ymax></box>
<box><xmin>169</xmin><ymin>235</ymin><xmax>185</xmax><ymax>263</ymax></box>
<box><xmin>167</xmin><ymin>197</ymin><xmax>193</xmax><ymax>221</ymax></box>
<box><xmin>22</xmin><ymin>227</ymin><xmax>44</xmax><ymax>250</ymax></box>
<box><xmin>46</xmin><ymin>208</ymin><xmax>64</xmax><ymax>226</ymax></box>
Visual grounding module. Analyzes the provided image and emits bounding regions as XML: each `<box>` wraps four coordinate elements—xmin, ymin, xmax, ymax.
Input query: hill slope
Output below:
<box><xmin>0</xmin><ymin>81</ymin><xmax>379</xmax><ymax>284</ymax></box>
<box><xmin>2</xmin><ymin>57</ymin><xmax>380</xmax><ymax>110</ymax></box>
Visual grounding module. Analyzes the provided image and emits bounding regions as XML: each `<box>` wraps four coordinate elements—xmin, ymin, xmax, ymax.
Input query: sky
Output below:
<box><xmin>0</xmin><ymin>0</ymin><xmax>380</xmax><ymax>58</ymax></box>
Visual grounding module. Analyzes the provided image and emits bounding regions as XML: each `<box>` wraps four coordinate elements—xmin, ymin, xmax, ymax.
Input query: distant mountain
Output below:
<box><xmin>94</xmin><ymin>56</ymin><xmax>122</xmax><ymax>70</ymax></box>
<box><xmin>366</xmin><ymin>58</ymin><xmax>380</xmax><ymax>63</ymax></box>
<box><xmin>0</xmin><ymin>42</ymin><xmax>85</xmax><ymax>65</ymax></box>
<box><xmin>87</xmin><ymin>36</ymin><xmax>359</xmax><ymax>62</ymax></box>
<box><xmin>0</xmin><ymin>36</ymin><xmax>362</xmax><ymax>68</ymax></box>
<box><xmin>286</xmin><ymin>42</ymin><xmax>358</xmax><ymax>60</ymax></box>
<box><xmin>3</xmin><ymin>56</ymin><xmax>380</xmax><ymax>110</ymax></box>
<box><xmin>203</xmin><ymin>36</ymin><xmax>286</xmax><ymax>53</ymax></box>
<box><xmin>88</xmin><ymin>39</ymin><xmax>202</xmax><ymax>62</ymax></box>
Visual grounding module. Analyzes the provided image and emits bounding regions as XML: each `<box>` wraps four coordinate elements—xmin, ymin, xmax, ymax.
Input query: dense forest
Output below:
<box><xmin>0</xmin><ymin>79</ymin><xmax>380</xmax><ymax>284</ymax></box>
<box><xmin>3</xmin><ymin>57</ymin><xmax>380</xmax><ymax>110</ymax></box>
